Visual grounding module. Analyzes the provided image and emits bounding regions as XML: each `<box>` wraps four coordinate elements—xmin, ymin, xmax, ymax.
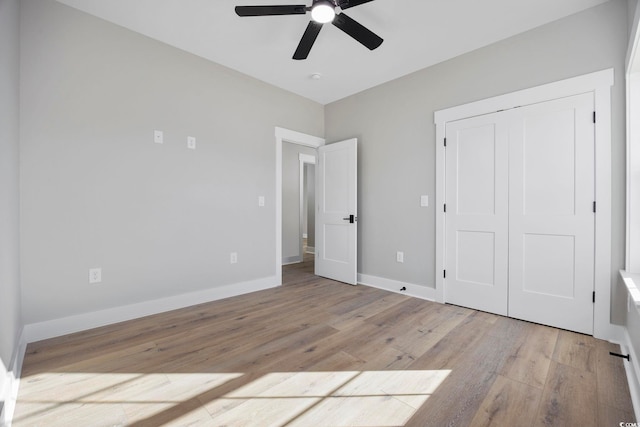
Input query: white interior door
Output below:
<box><xmin>315</xmin><ymin>138</ymin><xmax>358</xmax><ymax>285</ymax></box>
<box><xmin>445</xmin><ymin>113</ymin><xmax>509</xmax><ymax>315</ymax></box>
<box><xmin>444</xmin><ymin>93</ymin><xmax>595</xmax><ymax>334</ymax></box>
<box><xmin>508</xmin><ymin>93</ymin><xmax>595</xmax><ymax>334</ymax></box>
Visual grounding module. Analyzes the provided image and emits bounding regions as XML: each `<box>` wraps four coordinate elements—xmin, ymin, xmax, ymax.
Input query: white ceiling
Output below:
<box><xmin>57</xmin><ymin>0</ymin><xmax>610</xmax><ymax>105</ymax></box>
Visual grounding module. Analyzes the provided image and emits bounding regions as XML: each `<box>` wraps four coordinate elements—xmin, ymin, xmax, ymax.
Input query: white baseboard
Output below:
<box><xmin>358</xmin><ymin>273</ymin><xmax>436</xmax><ymax>302</ymax></box>
<box><xmin>2</xmin><ymin>277</ymin><xmax>278</xmax><ymax>426</ymax></box>
<box><xmin>618</xmin><ymin>329</ymin><xmax>640</xmax><ymax>422</ymax></box>
<box><xmin>305</xmin><ymin>246</ymin><xmax>315</xmax><ymax>254</ymax></box>
<box><xmin>23</xmin><ymin>276</ymin><xmax>278</xmax><ymax>344</ymax></box>
<box><xmin>0</xmin><ymin>370</ymin><xmax>8</xmax><ymax>427</ymax></box>
<box><xmin>282</xmin><ymin>256</ymin><xmax>301</xmax><ymax>265</ymax></box>
<box><xmin>0</xmin><ymin>330</ymin><xmax>27</xmax><ymax>427</ymax></box>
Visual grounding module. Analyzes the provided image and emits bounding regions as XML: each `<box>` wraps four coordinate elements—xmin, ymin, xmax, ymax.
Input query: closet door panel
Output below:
<box><xmin>445</xmin><ymin>114</ymin><xmax>509</xmax><ymax>316</ymax></box>
<box><xmin>508</xmin><ymin>93</ymin><xmax>595</xmax><ymax>334</ymax></box>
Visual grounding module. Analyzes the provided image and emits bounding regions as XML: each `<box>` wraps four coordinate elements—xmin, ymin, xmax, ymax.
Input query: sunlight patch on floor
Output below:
<box><xmin>13</xmin><ymin>370</ymin><xmax>450</xmax><ymax>426</ymax></box>
<box><xmin>13</xmin><ymin>372</ymin><xmax>242</xmax><ymax>426</ymax></box>
<box><xmin>206</xmin><ymin>370</ymin><xmax>451</xmax><ymax>426</ymax></box>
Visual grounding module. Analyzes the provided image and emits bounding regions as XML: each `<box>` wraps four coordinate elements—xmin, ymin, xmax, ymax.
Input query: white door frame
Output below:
<box><xmin>627</xmin><ymin>4</ymin><xmax>640</xmax><ymax>273</ymax></box>
<box><xmin>434</xmin><ymin>69</ymin><xmax>615</xmax><ymax>340</ymax></box>
<box><xmin>275</xmin><ymin>127</ymin><xmax>325</xmax><ymax>285</ymax></box>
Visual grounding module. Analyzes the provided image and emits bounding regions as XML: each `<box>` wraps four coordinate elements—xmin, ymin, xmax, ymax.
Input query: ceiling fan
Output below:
<box><xmin>235</xmin><ymin>0</ymin><xmax>383</xmax><ymax>60</ymax></box>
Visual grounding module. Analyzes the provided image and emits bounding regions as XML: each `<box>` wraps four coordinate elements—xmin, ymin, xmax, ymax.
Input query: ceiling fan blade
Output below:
<box><xmin>332</xmin><ymin>13</ymin><xmax>383</xmax><ymax>50</ymax></box>
<box><xmin>235</xmin><ymin>5</ymin><xmax>307</xmax><ymax>16</ymax></box>
<box><xmin>293</xmin><ymin>21</ymin><xmax>323</xmax><ymax>60</ymax></box>
<box><xmin>337</xmin><ymin>0</ymin><xmax>375</xmax><ymax>10</ymax></box>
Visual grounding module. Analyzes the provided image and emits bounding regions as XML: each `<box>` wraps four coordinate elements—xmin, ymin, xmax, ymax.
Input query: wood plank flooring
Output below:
<box><xmin>12</xmin><ymin>258</ymin><xmax>636</xmax><ymax>426</ymax></box>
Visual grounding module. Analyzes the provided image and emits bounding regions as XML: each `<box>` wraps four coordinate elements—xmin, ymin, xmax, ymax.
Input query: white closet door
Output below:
<box><xmin>445</xmin><ymin>113</ymin><xmax>509</xmax><ymax>315</ymax></box>
<box><xmin>508</xmin><ymin>93</ymin><xmax>595</xmax><ymax>334</ymax></box>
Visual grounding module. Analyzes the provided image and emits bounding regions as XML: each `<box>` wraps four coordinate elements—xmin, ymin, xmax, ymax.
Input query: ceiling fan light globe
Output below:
<box><xmin>311</xmin><ymin>3</ymin><xmax>335</xmax><ymax>23</ymax></box>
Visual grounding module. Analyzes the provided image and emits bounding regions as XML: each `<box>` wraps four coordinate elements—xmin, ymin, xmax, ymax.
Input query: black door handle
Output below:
<box><xmin>342</xmin><ymin>214</ymin><xmax>355</xmax><ymax>224</ymax></box>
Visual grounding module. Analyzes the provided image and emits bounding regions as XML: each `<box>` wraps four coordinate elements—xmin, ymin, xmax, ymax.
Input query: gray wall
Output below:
<box><xmin>325</xmin><ymin>0</ymin><xmax>628</xmax><ymax>322</ymax></box>
<box><xmin>20</xmin><ymin>0</ymin><xmax>324</xmax><ymax>324</ymax></box>
<box><xmin>282</xmin><ymin>142</ymin><xmax>316</xmax><ymax>262</ymax></box>
<box><xmin>0</xmin><ymin>0</ymin><xmax>22</xmax><ymax>377</ymax></box>
<box><xmin>306</xmin><ymin>164</ymin><xmax>315</xmax><ymax>250</ymax></box>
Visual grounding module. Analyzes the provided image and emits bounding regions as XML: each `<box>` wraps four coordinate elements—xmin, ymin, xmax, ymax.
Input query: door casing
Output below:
<box><xmin>444</xmin><ymin>93</ymin><xmax>596</xmax><ymax>334</ymax></box>
<box><xmin>275</xmin><ymin>127</ymin><xmax>325</xmax><ymax>285</ymax></box>
<box><xmin>434</xmin><ymin>69</ymin><xmax>616</xmax><ymax>340</ymax></box>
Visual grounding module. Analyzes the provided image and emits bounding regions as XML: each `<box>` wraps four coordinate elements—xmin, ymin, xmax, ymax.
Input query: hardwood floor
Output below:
<box><xmin>12</xmin><ymin>257</ymin><xmax>635</xmax><ymax>426</ymax></box>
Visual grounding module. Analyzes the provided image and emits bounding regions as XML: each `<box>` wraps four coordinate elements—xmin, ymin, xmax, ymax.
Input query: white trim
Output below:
<box><xmin>626</xmin><ymin>0</ymin><xmax>640</xmax><ymax>73</ymax></box>
<box><xmin>1</xmin><ymin>330</ymin><xmax>26</xmax><ymax>427</ymax></box>
<box><xmin>626</xmin><ymin>74</ymin><xmax>640</xmax><ymax>271</ymax></box>
<box><xmin>593</xmin><ymin>78</ymin><xmax>615</xmax><ymax>340</ymax></box>
<box><xmin>282</xmin><ymin>256</ymin><xmax>302</xmax><ymax>265</ymax></box>
<box><xmin>621</xmin><ymin>270</ymin><xmax>640</xmax><ymax>310</ymax></box>
<box><xmin>1</xmin><ymin>274</ymin><xmax>278</xmax><ymax>426</ymax></box>
<box><xmin>434</xmin><ymin>109</ymin><xmax>447</xmax><ymax>305</ymax></box>
<box><xmin>0</xmin><ymin>363</ymin><xmax>7</xmax><ymax>403</ymax></box>
<box><xmin>618</xmin><ymin>330</ymin><xmax>640</xmax><ymax>422</ymax></box>
<box><xmin>624</xmin><ymin>9</ymin><xmax>640</xmax><ymax>418</ymax></box>
<box><xmin>306</xmin><ymin>246</ymin><xmax>315</xmax><ymax>254</ymax></box>
<box><xmin>434</xmin><ymin>69</ymin><xmax>615</xmax><ymax>340</ymax></box>
<box><xmin>299</xmin><ymin>154</ymin><xmax>316</xmax><ymax>164</ymax></box>
<box><xmin>23</xmin><ymin>276</ymin><xmax>277</xmax><ymax>343</ymax></box>
<box><xmin>627</xmin><ymin>0</ymin><xmax>640</xmax><ymax>273</ymax></box>
<box><xmin>275</xmin><ymin>127</ymin><xmax>325</xmax><ymax>148</ymax></box>
<box><xmin>358</xmin><ymin>273</ymin><xmax>436</xmax><ymax>302</ymax></box>
<box><xmin>617</xmin><ymin>270</ymin><xmax>640</xmax><ymax>420</ymax></box>
<box><xmin>434</xmin><ymin>69</ymin><xmax>614</xmax><ymax>124</ymax></box>
<box><xmin>275</xmin><ymin>127</ymin><xmax>325</xmax><ymax>284</ymax></box>
<box><xmin>0</xmin><ymin>368</ymin><xmax>9</xmax><ymax>427</ymax></box>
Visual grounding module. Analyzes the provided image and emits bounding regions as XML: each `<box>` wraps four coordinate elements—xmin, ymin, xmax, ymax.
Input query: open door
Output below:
<box><xmin>315</xmin><ymin>138</ymin><xmax>358</xmax><ymax>285</ymax></box>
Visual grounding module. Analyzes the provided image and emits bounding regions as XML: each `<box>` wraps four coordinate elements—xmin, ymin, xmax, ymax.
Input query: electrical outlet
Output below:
<box><xmin>230</xmin><ymin>252</ymin><xmax>238</xmax><ymax>264</ymax></box>
<box><xmin>420</xmin><ymin>195</ymin><xmax>429</xmax><ymax>207</ymax></box>
<box><xmin>396</xmin><ymin>251</ymin><xmax>404</xmax><ymax>263</ymax></box>
<box><xmin>154</xmin><ymin>130</ymin><xmax>163</xmax><ymax>144</ymax></box>
<box><xmin>187</xmin><ymin>136</ymin><xmax>196</xmax><ymax>150</ymax></box>
<box><xmin>258</xmin><ymin>196</ymin><xmax>265</xmax><ymax>207</ymax></box>
<box><xmin>89</xmin><ymin>268</ymin><xmax>102</xmax><ymax>284</ymax></box>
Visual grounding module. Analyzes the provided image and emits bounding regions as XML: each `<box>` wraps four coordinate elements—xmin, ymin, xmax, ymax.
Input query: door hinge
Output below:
<box><xmin>444</xmin><ymin>138</ymin><xmax>447</xmax><ymax>147</ymax></box>
<box><xmin>593</xmin><ymin>291</ymin><xmax>596</xmax><ymax>303</ymax></box>
<box><xmin>443</xmin><ymin>270</ymin><xmax>446</xmax><ymax>278</ymax></box>
<box><xmin>593</xmin><ymin>201</ymin><xmax>596</xmax><ymax>213</ymax></box>
<box><xmin>593</xmin><ymin>111</ymin><xmax>596</xmax><ymax>124</ymax></box>
<box><xmin>444</xmin><ymin>204</ymin><xmax>447</xmax><ymax>213</ymax></box>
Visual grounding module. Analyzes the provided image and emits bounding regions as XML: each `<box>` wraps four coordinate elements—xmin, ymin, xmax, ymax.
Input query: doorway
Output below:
<box><xmin>275</xmin><ymin>128</ymin><xmax>359</xmax><ymax>286</ymax></box>
<box><xmin>282</xmin><ymin>143</ymin><xmax>317</xmax><ymax>266</ymax></box>
<box><xmin>300</xmin><ymin>155</ymin><xmax>316</xmax><ymax>265</ymax></box>
<box><xmin>275</xmin><ymin>127</ymin><xmax>325</xmax><ymax>285</ymax></box>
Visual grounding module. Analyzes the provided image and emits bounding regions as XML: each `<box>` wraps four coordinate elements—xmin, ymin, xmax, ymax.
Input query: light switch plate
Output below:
<box><xmin>230</xmin><ymin>252</ymin><xmax>238</xmax><ymax>264</ymax></box>
<box><xmin>187</xmin><ymin>136</ymin><xmax>196</xmax><ymax>150</ymax></box>
<box><xmin>396</xmin><ymin>251</ymin><xmax>404</xmax><ymax>263</ymax></box>
<box><xmin>154</xmin><ymin>130</ymin><xmax>163</xmax><ymax>144</ymax></box>
<box><xmin>258</xmin><ymin>196</ymin><xmax>265</xmax><ymax>207</ymax></box>
<box><xmin>420</xmin><ymin>195</ymin><xmax>429</xmax><ymax>207</ymax></box>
